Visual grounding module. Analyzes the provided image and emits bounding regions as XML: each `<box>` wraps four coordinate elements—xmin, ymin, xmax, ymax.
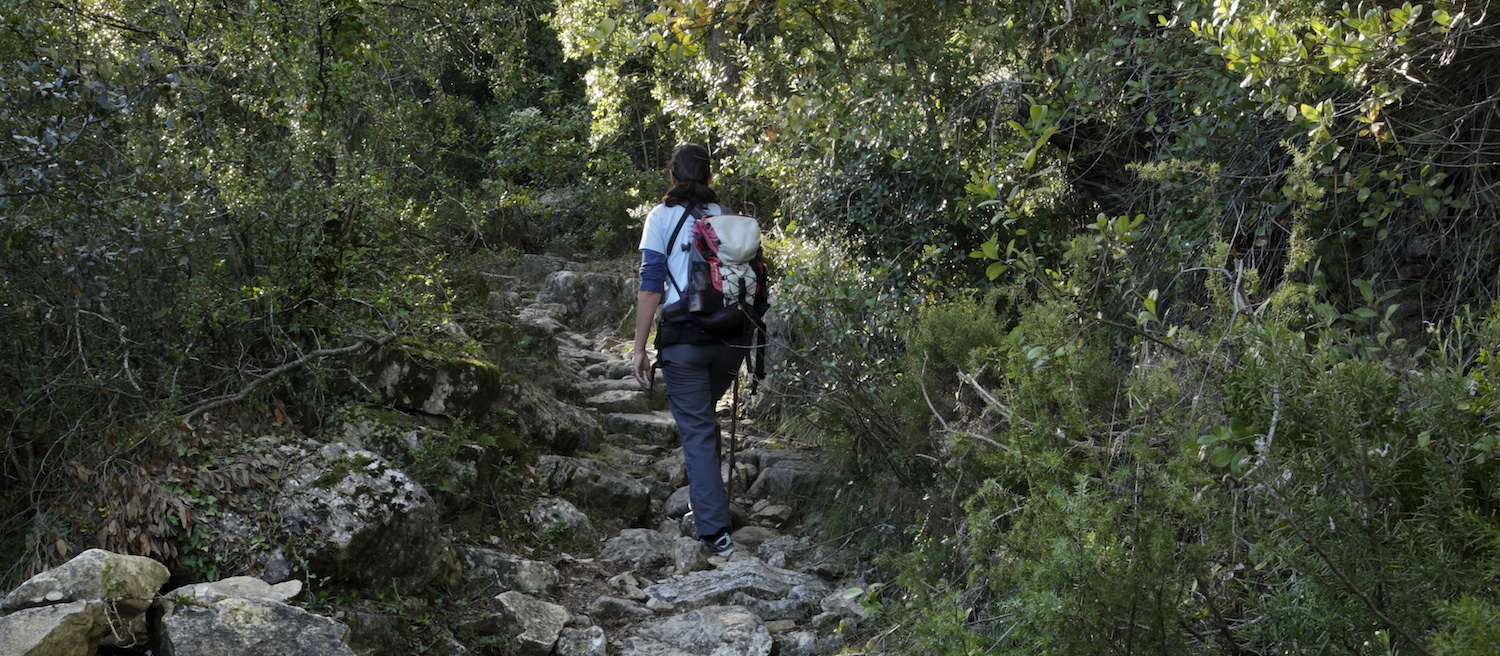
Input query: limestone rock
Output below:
<box><xmin>600</xmin><ymin>529</ymin><xmax>675</xmax><ymax>570</ymax></box>
<box><xmin>523</xmin><ymin>497</ymin><xmax>598</xmax><ymax>545</ymax></box>
<box><xmin>729</xmin><ymin>526</ymin><xmax>779</xmax><ymax>552</ymax></box>
<box><xmin>506</xmin><ymin>381</ymin><xmax>604</xmax><ymax>454</ymax></box>
<box><xmin>0</xmin><ymin>600</ymin><xmax>107</xmax><ymax>656</ymax></box>
<box><xmin>573</xmin><ymin>378</ymin><xmax>641</xmax><ymax>397</ymax></box>
<box><xmin>1</xmin><ymin>548</ymin><xmax>167</xmax><ymax>648</ymax></box>
<box><xmin>745</xmin><ymin>450</ymin><xmax>823</xmax><ymax>502</ymax></box>
<box><xmin>515</xmin><ymin>305</ymin><xmax>569</xmax><ymax>335</ymax></box>
<box><xmin>461</xmin><ymin>547</ymin><xmax>560</xmax><ymax>596</ymax></box>
<box><xmin>535</xmin><ymin>456</ymin><xmax>651</xmax><ymax>524</ymax></box>
<box><xmin>558</xmin><ymin>344</ymin><xmax>611</xmax><ymax>367</ymax></box>
<box><xmin>756</xmin><ymin>535</ymin><xmax>812</xmax><ymax>570</ymax></box>
<box><xmin>159</xmin><ymin>597</ymin><xmax>354</xmax><ymax>656</ymax></box>
<box><xmin>1</xmin><ymin>549</ymin><xmax>168</xmax><ymax>614</ymax></box>
<box><xmin>822</xmin><ymin>586</ymin><xmax>874</xmax><ymax>620</ymax></box>
<box><xmin>277</xmin><ymin>444</ymin><xmax>445</xmax><ymax>592</ymax></box>
<box><xmin>729</xmin><ymin>582</ymin><xmax>827</xmax><ymax>621</ymax></box>
<box><xmin>535</xmin><ymin>271</ymin><xmax>636</xmax><ymax>332</ymax></box>
<box><xmin>777</xmin><ymin>630</ymin><xmax>844</xmax><ymax>656</ymax></box>
<box><xmin>602</xmin><ymin>413</ymin><xmax>679</xmax><ymax>448</ymax></box>
<box><xmin>585</xmin><ymin>390</ymin><xmax>649</xmax><ymax>414</ymax></box>
<box><xmin>364</xmin><ymin>343</ymin><xmax>504</xmax><ymax>417</ymax></box>
<box><xmin>513</xmin><ymin>254</ymin><xmax>568</xmax><ymax>281</ymax></box>
<box><xmin>167</xmin><ymin>577</ymin><xmax>302</xmax><ymax>606</ymax></box>
<box><xmin>494</xmin><ymin>591</ymin><xmax>570</xmax><ymax>656</ymax></box>
<box><xmin>556</xmin><ymin>625</ymin><xmax>608</xmax><ymax>656</ymax></box>
<box><xmin>753</xmin><ymin>504</ymin><xmax>794</xmax><ymax>527</ymax></box>
<box><xmin>586</xmin><ymin>595</ymin><xmax>653</xmax><ymax>622</ymax></box>
<box><xmin>673</xmin><ymin>537</ymin><xmax>710</xmax><ymax>575</ymax></box>
<box><xmin>618</xmin><ymin>606</ymin><xmax>772</xmax><ymax>656</ymax></box>
<box><xmin>606</xmin><ymin>572</ymin><xmax>647</xmax><ymax>600</ymax></box>
<box><xmin>664</xmin><ymin>486</ymin><xmax>692</xmax><ymax>520</ymax></box>
<box><xmin>643</xmin><ymin>558</ymin><xmax>831</xmax><ymax>614</ymax></box>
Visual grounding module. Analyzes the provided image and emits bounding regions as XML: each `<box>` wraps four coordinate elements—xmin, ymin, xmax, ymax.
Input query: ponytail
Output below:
<box><xmin>662</xmin><ymin>143</ymin><xmax>717</xmax><ymax>208</ymax></box>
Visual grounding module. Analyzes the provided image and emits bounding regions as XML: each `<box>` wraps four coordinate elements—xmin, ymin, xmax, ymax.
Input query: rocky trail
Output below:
<box><xmin>0</xmin><ymin>254</ymin><xmax>868</xmax><ymax>656</ymax></box>
<box><xmin>475</xmin><ymin>254</ymin><xmax>864</xmax><ymax>656</ymax></box>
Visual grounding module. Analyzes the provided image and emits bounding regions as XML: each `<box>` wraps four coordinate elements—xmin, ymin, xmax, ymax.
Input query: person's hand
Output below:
<box><xmin>632</xmin><ymin>349</ymin><xmax>653</xmax><ymax>390</ymax></box>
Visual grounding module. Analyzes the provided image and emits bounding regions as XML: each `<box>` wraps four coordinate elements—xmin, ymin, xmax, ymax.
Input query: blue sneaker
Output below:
<box><xmin>706</xmin><ymin>532</ymin><xmax>735</xmax><ymax>558</ymax></box>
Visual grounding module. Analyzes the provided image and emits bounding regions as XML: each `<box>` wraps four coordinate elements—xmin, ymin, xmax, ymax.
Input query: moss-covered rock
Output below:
<box><xmin>365</xmin><ymin>341</ymin><xmax>505</xmax><ymax>418</ymax></box>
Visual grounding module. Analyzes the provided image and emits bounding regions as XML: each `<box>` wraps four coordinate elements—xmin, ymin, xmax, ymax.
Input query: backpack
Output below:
<box><xmin>662</xmin><ymin>205</ymin><xmax>771</xmax><ymax>386</ymax></box>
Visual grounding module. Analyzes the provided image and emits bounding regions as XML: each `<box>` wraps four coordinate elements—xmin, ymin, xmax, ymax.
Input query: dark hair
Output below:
<box><xmin>661</xmin><ymin>143</ymin><xmax>717</xmax><ymax>208</ymax></box>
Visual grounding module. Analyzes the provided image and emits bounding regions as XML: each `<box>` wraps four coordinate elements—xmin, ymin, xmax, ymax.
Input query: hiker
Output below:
<box><xmin>631</xmin><ymin>143</ymin><xmax>746</xmax><ymax>558</ymax></box>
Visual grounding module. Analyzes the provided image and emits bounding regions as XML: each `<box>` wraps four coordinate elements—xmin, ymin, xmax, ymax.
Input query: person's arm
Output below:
<box><xmin>631</xmin><ymin>290</ymin><xmax>662</xmax><ymax>390</ymax></box>
<box><xmin>633</xmin><ymin>243</ymin><xmax>668</xmax><ymax>389</ymax></box>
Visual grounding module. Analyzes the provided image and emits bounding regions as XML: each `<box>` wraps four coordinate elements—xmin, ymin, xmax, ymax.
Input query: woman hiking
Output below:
<box><xmin>630</xmin><ymin>143</ymin><xmax>746</xmax><ymax>557</ymax></box>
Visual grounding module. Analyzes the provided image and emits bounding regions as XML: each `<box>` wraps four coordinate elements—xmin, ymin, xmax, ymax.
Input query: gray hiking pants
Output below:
<box><xmin>659</xmin><ymin>342</ymin><xmax>746</xmax><ymax>539</ymax></box>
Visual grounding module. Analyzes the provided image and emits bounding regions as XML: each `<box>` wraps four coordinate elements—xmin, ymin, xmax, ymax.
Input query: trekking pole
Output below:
<box><xmin>728</xmin><ymin>375</ymin><xmax>740</xmax><ymax>495</ymax></box>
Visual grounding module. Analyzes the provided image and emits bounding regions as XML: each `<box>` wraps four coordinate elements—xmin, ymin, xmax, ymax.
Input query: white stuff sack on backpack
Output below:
<box><xmin>704</xmin><ymin>214</ymin><xmax>761</xmax><ymax>303</ymax></box>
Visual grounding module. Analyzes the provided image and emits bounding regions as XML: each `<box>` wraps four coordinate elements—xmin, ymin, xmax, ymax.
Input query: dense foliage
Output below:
<box><xmin>552</xmin><ymin>0</ymin><xmax>1500</xmax><ymax>653</ymax></box>
<box><xmin>4</xmin><ymin>0</ymin><xmax>1499</xmax><ymax>653</ymax></box>
<box><xmin>0</xmin><ymin>0</ymin><xmax>624</xmax><ymax>578</ymax></box>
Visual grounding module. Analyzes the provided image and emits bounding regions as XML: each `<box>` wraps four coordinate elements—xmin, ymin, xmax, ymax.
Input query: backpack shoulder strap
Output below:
<box><xmin>662</xmin><ymin>204</ymin><xmax>699</xmax><ymax>296</ymax></box>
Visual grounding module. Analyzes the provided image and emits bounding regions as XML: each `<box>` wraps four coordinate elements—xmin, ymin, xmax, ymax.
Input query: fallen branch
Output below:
<box><xmin>178</xmin><ymin>332</ymin><xmax>398</xmax><ymax>420</ymax></box>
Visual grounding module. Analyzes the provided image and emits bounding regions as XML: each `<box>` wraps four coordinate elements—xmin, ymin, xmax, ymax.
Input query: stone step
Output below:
<box><xmin>573</xmin><ymin>378</ymin><xmax>641</xmax><ymax>397</ymax></box>
<box><xmin>603</xmin><ymin>412</ymin><xmax>678</xmax><ymax>447</ymax></box>
<box><xmin>580</xmin><ymin>361</ymin><xmax>633</xmax><ymax>380</ymax></box>
<box><xmin>559</xmin><ymin>344</ymin><xmax>611</xmax><ymax>367</ymax></box>
<box><xmin>584</xmin><ymin>389</ymin><xmax>649</xmax><ymax>414</ymax></box>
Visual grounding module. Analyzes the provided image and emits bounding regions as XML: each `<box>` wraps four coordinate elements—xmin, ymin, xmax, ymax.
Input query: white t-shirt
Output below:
<box><xmin>639</xmin><ymin>202</ymin><xmax>724</xmax><ymax>307</ymax></box>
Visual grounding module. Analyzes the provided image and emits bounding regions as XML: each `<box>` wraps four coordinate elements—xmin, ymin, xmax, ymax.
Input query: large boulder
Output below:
<box><xmin>618</xmin><ymin>606</ymin><xmax>773</xmax><ymax>656</ymax></box>
<box><xmin>535</xmin><ymin>456</ymin><xmax>651</xmax><ymax>524</ymax></box>
<box><xmin>534</xmin><ymin>271</ymin><xmax>636</xmax><ymax>332</ymax></box>
<box><xmin>1</xmin><ymin>548</ymin><xmax>168</xmax><ymax>648</ymax></box>
<box><xmin>158</xmin><ymin>597</ymin><xmax>355</xmax><ymax>656</ymax></box>
<box><xmin>0</xmin><ymin>600</ymin><xmax>107</xmax><ymax>656</ymax></box>
<box><xmin>364</xmin><ymin>341</ymin><xmax>505</xmax><ymax>418</ymax></box>
<box><xmin>277</xmin><ymin>443</ymin><xmax>446</xmax><ymax>593</ymax></box>
<box><xmin>2</xmin><ymin>549</ymin><xmax>168</xmax><ymax>614</ymax></box>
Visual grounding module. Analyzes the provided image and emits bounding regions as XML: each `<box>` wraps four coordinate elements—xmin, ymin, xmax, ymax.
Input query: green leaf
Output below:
<box><xmin>982</xmin><ymin>237</ymin><xmax>999</xmax><ymax>260</ymax></box>
<box><xmin>986</xmin><ymin>262</ymin><xmax>1010</xmax><ymax>280</ymax></box>
<box><xmin>1210</xmin><ymin>447</ymin><xmax>1234</xmax><ymax>468</ymax></box>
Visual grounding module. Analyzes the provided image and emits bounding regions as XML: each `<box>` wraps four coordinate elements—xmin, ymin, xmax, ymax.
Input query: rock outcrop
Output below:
<box><xmin>276</xmin><ymin>443</ymin><xmax>447</xmax><ymax>593</ymax></box>
<box><xmin>159</xmin><ymin>597</ymin><xmax>355</xmax><ymax>656</ymax></box>
<box><xmin>0</xmin><ymin>549</ymin><xmax>169</xmax><ymax>650</ymax></box>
